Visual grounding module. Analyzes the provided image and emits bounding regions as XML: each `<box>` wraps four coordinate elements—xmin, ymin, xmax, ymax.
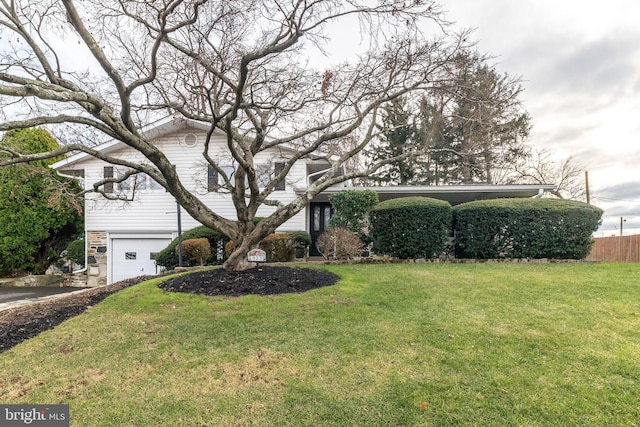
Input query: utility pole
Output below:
<box><xmin>585</xmin><ymin>171</ymin><xmax>590</xmax><ymax>204</ymax></box>
<box><xmin>620</xmin><ymin>216</ymin><xmax>625</xmax><ymax>237</ymax></box>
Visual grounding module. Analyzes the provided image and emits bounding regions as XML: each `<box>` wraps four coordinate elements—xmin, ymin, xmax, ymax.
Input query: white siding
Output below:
<box><xmin>79</xmin><ymin>127</ymin><xmax>308</xmax><ymax>234</ymax></box>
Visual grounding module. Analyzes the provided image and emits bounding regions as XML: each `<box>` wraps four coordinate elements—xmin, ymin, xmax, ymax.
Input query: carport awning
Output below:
<box><xmin>313</xmin><ymin>184</ymin><xmax>557</xmax><ymax>205</ymax></box>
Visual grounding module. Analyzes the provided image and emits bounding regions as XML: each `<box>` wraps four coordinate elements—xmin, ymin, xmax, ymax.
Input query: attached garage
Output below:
<box><xmin>109</xmin><ymin>234</ymin><xmax>173</xmax><ymax>284</ymax></box>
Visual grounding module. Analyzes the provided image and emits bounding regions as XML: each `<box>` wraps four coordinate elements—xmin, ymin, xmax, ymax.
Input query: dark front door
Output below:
<box><xmin>309</xmin><ymin>202</ymin><xmax>333</xmax><ymax>256</ymax></box>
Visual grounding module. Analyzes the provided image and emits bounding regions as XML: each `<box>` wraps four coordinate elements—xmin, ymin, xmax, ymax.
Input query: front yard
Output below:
<box><xmin>1</xmin><ymin>263</ymin><xmax>639</xmax><ymax>426</ymax></box>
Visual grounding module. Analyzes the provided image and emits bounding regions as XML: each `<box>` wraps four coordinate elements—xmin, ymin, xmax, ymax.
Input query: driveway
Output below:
<box><xmin>0</xmin><ymin>287</ymin><xmax>81</xmax><ymax>310</ymax></box>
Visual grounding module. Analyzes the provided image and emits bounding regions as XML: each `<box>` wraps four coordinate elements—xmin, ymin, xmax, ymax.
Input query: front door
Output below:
<box><xmin>309</xmin><ymin>202</ymin><xmax>333</xmax><ymax>256</ymax></box>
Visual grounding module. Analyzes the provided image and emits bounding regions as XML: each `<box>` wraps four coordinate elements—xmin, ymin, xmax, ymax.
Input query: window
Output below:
<box><xmin>125</xmin><ymin>252</ymin><xmax>137</xmax><ymax>260</ymax></box>
<box><xmin>274</xmin><ymin>162</ymin><xmax>286</xmax><ymax>191</ymax></box>
<box><xmin>103</xmin><ymin>166</ymin><xmax>114</xmax><ymax>193</ymax></box>
<box><xmin>257</xmin><ymin>162</ymin><xmax>286</xmax><ymax>191</ymax></box>
<box><xmin>208</xmin><ymin>163</ymin><xmax>283</xmax><ymax>192</ymax></box>
<box><xmin>114</xmin><ymin>167</ymin><xmax>162</xmax><ymax>192</ymax></box>
<box><xmin>207</xmin><ymin>165</ymin><xmax>234</xmax><ymax>192</ymax></box>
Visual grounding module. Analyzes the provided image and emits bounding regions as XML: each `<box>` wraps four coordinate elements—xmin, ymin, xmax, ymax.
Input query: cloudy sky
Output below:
<box><xmin>443</xmin><ymin>0</ymin><xmax>640</xmax><ymax>236</ymax></box>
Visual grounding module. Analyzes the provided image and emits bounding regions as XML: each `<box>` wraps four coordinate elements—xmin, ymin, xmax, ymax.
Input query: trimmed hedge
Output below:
<box><xmin>369</xmin><ymin>197</ymin><xmax>452</xmax><ymax>259</ymax></box>
<box><xmin>453</xmin><ymin>198</ymin><xmax>603</xmax><ymax>259</ymax></box>
<box><xmin>155</xmin><ymin>225</ymin><xmax>229</xmax><ymax>270</ymax></box>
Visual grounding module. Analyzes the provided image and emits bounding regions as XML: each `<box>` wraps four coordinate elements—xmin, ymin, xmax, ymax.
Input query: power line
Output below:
<box><xmin>593</xmin><ymin>196</ymin><xmax>640</xmax><ymax>205</ymax></box>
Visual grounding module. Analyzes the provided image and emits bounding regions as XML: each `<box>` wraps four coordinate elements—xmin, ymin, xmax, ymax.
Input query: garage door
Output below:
<box><xmin>111</xmin><ymin>236</ymin><xmax>172</xmax><ymax>283</ymax></box>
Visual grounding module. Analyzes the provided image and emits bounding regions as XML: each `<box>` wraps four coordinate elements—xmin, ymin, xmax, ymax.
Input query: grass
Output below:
<box><xmin>1</xmin><ymin>262</ymin><xmax>640</xmax><ymax>426</ymax></box>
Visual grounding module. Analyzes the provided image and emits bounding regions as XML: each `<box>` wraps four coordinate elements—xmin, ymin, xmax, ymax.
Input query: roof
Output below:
<box><xmin>50</xmin><ymin>116</ymin><xmax>218</xmax><ymax>170</ymax></box>
<box><xmin>314</xmin><ymin>184</ymin><xmax>558</xmax><ymax>205</ymax></box>
<box><xmin>50</xmin><ymin>115</ymin><xmax>325</xmax><ymax>171</ymax></box>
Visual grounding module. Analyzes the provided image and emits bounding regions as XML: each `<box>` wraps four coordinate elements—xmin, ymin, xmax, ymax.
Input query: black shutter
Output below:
<box><xmin>207</xmin><ymin>165</ymin><xmax>219</xmax><ymax>192</ymax></box>
<box><xmin>103</xmin><ymin>166</ymin><xmax>114</xmax><ymax>193</ymax></box>
<box><xmin>274</xmin><ymin>162</ymin><xmax>285</xmax><ymax>191</ymax></box>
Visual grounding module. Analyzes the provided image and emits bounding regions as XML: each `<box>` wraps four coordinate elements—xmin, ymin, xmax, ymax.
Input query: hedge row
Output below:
<box><xmin>369</xmin><ymin>197</ymin><xmax>452</xmax><ymax>259</ymax></box>
<box><xmin>453</xmin><ymin>198</ymin><xmax>603</xmax><ymax>259</ymax></box>
<box><xmin>367</xmin><ymin>197</ymin><xmax>602</xmax><ymax>260</ymax></box>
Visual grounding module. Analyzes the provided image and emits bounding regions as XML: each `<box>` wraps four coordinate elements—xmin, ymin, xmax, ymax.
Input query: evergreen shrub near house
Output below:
<box><xmin>65</xmin><ymin>239</ymin><xmax>86</xmax><ymax>267</ymax></box>
<box><xmin>224</xmin><ymin>231</ymin><xmax>312</xmax><ymax>262</ymax></box>
<box><xmin>155</xmin><ymin>225</ymin><xmax>228</xmax><ymax>270</ymax></box>
<box><xmin>291</xmin><ymin>231</ymin><xmax>312</xmax><ymax>258</ymax></box>
<box><xmin>329</xmin><ymin>190</ymin><xmax>379</xmax><ymax>244</ymax></box>
<box><xmin>0</xmin><ymin>128</ymin><xmax>83</xmax><ymax>276</ymax></box>
<box><xmin>453</xmin><ymin>198</ymin><xmax>603</xmax><ymax>259</ymax></box>
<box><xmin>369</xmin><ymin>197</ymin><xmax>452</xmax><ymax>259</ymax></box>
<box><xmin>259</xmin><ymin>233</ymin><xmax>296</xmax><ymax>262</ymax></box>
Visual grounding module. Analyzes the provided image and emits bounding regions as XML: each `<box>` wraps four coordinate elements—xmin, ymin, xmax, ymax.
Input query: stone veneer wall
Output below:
<box><xmin>86</xmin><ymin>231</ymin><xmax>108</xmax><ymax>287</ymax></box>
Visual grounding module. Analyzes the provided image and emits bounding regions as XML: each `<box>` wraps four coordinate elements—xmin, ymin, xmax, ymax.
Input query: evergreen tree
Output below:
<box><xmin>369</xmin><ymin>98</ymin><xmax>419</xmax><ymax>185</ymax></box>
<box><xmin>0</xmin><ymin>129</ymin><xmax>83</xmax><ymax>276</ymax></box>
<box><xmin>372</xmin><ymin>52</ymin><xmax>531</xmax><ymax>185</ymax></box>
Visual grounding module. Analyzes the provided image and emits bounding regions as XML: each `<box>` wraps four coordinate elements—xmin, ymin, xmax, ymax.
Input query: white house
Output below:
<box><xmin>52</xmin><ymin>116</ymin><xmax>555</xmax><ymax>285</ymax></box>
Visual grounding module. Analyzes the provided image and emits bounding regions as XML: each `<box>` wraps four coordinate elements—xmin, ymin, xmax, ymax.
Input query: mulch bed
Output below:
<box><xmin>158</xmin><ymin>266</ymin><xmax>339</xmax><ymax>297</ymax></box>
<box><xmin>0</xmin><ymin>267</ymin><xmax>339</xmax><ymax>354</ymax></box>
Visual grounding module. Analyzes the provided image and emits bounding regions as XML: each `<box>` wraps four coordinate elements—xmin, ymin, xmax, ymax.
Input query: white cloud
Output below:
<box><xmin>443</xmin><ymin>0</ymin><xmax>640</xmax><ymax>236</ymax></box>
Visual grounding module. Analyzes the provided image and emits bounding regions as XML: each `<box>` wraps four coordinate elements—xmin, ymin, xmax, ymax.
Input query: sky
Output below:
<box><xmin>3</xmin><ymin>1</ymin><xmax>637</xmax><ymax>235</ymax></box>
<box><xmin>442</xmin><ymin>0</ymin><xmax>640</xmax><ymax>236</ymax></box>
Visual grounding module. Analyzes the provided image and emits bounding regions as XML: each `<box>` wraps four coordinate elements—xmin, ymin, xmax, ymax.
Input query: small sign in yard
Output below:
<box><xmin>247</xmin><ymin>248</ymin><xmax>267</xmax><ymax>267</ymax></box>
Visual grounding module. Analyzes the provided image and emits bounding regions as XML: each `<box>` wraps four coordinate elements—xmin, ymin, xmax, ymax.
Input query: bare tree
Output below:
<box><xmin>0</xmin><ymin>0</ymin><xmax>471</xmax><ymax>270</ymax></box>
<box><xmin>509</xmin><ymin>149</ymin><xmax>586</xmax><ymax>200</ymax></box>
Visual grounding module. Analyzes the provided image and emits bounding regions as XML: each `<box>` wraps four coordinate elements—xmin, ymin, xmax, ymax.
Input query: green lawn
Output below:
<box><xmin>1</xmin><ymin>263</ymin><xmax>640</xmax><ymax>426</ymax></box>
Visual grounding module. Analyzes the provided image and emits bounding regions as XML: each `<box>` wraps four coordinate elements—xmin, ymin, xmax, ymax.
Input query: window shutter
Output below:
<box><xmin>207</xmin><ymin>165</ymin><xmax>219</xmax><ymax>192</ymax></box>
<box><xmin>103</xmin><ymin>166</ymin><xmax>114</xmax><ymax>193</ymax></box>
<box><xmin>274</xmin><ymin>162</ymin><xmax>285</xmax><ymax>191</ymax></box>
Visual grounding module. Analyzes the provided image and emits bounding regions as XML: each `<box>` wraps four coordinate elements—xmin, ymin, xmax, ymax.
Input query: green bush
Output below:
<box><xmin>66</xmin><ymin>239</ymin><xmax>86</xmax><ymax>267</ymax></box>
<box><xmin>155</xmin><ymin>225</ymin><xmax>228</xmax><ymax>270</ymax></box>
<box><xmin>260</xmin><ymin>233</ymin><xmax>296</xmax><ymax>262</ymax></box>
<box><xmin>369</xmin><ymin>197</ymin><xmax>452</xmax><ymax>259</ymax></box>
<box><xmin>290</xmin><ymin>231</ymin><xmax>312</xmax><ymax>258</ymax></box>
<box><xmin>329</xmin><ymin>190</ymin><xmax>379</xmax><ymax>244</ymax></box>
<box><xmin>453</xmin><ymin>198</ymin><xmax>603</xmax><ymax>259</ymax></box>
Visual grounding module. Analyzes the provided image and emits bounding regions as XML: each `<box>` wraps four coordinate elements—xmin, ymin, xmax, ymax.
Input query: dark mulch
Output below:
<box><xmin>0</xmin><ymin>277</ymin><xmax>148</xmax><ymax>354</ymax></box>
<box><xmin>0</xmin><ymin>267</ymin><xmax>338</xmax><ymax>354</ymax></box>
<box><xmin>158</xmin><ymin>266</ymin><xmax>340</xmax><ymax>297</ymax></box>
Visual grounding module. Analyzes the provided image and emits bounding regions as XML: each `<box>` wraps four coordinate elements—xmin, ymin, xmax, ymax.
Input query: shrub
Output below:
<box><xmin>369</xmin><ymin>197</ymin><xmax>452</xmax><ymax>259</ymax></box>
<box><xmin>179</xmin><ymin>238</ymin><xmax>211</xmax><ymax>266</ymax></box>
<box><xmin>260</xmin><ymin>233</ymin><xmax>296</xmax><ymax>262</ymax></box>
<box><xmin>291</xmin><ymin>231</ymin><xmax>312</xmax><ymax>258</ymax></box>
<box><xmin>225</xmin><ymin>231</ymin><xmax>311</xmax><ymax>262</ymax></box>
<box><xmin>291</xmin><ymin>230</ymin><xmax>312</xmax><ymax>249</ymax></box>
<box><xmin>224</xmin><ymin>240</ymin><xmax>236</xmax><ymax>259</ymax></box>
<box><xmin>316</xmin><ymin>227</ymin><xmax>362</xmax><ymax>260</ymax></box>
<box><xmin>65</xmin><ymin>239</ymin><xmax>86</xmax><ymax>267</ymax></box>
<box><xmin>155</xmin><ymin>225</ymin><xmax>228</xmax><ymax>270</ymax></box>
<box><xmin>329</xmin><ymin>190</ymin><xmax>379</xmax><ymax>244</ymax></box>
<box><xmin>453</xmin><ymin>198</ymin><xmax>603</xmax><ymax>259</ymax></box>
